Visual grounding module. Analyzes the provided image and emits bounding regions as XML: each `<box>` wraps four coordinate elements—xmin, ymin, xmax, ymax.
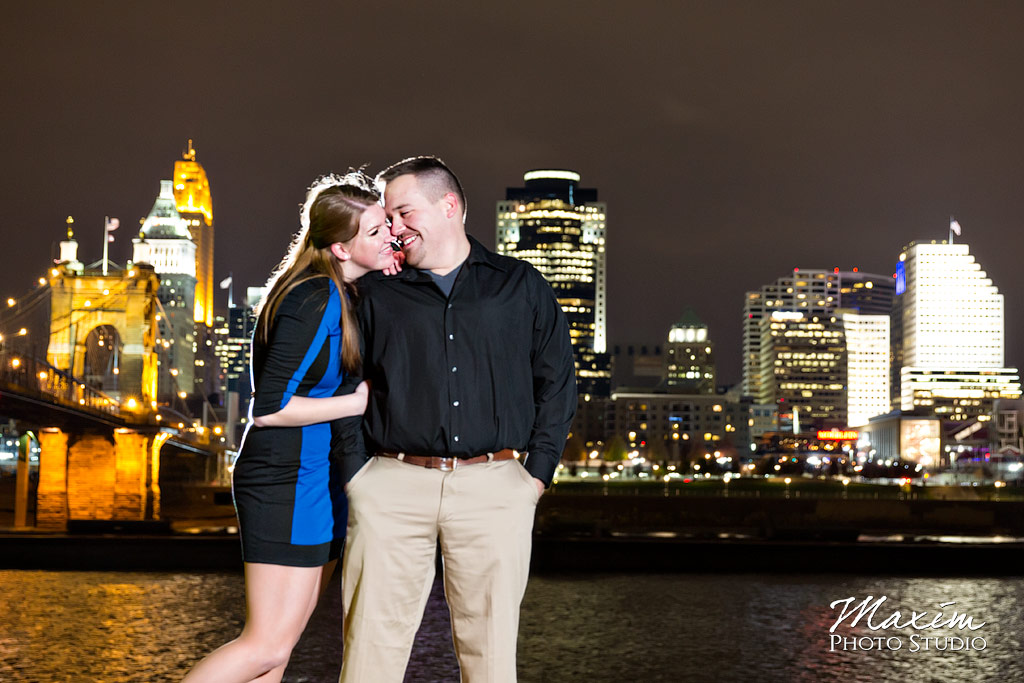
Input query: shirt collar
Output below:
<box><xmin>465</xmin><ymin>235</ymin><xmax>509</xmax><ymax>271</ymax></box>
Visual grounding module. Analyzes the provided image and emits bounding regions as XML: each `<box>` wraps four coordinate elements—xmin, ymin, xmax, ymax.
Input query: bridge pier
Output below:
<box><xmin>14</xmin><ymin>435</ymin><xmax>31</xmax><ymax>527</ymax></box>
<box><xmin>37</xmin><ymin>429</ymin><xmax>69</xmax><ymax>530</ymax></box>
<box><xmin>113</xmin><ymin>430</ymin><xmax>150</xmax><ymax>520</ymax></box>
<box><xmin>36</xmin><ymin>427</ymin><xmax>163</xmax><ymax>530</ymax></box>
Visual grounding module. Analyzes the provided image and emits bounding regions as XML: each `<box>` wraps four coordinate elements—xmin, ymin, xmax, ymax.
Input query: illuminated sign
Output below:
<box><xmin>817</xmin><ymin>429</ymin><xmax>859</xmax><ymax>440</ymax></box>
<box><xmin>895</xmin><ymin>261</ymin><xmax>906</xmax><ymax>295</ymax></box>
<box><xmin>900</xmin><ymin>419</ymin><xmax>941</xmax><ymax>466</ymax></box>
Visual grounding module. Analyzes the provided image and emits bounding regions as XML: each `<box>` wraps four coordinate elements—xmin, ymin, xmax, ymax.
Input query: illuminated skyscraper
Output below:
<box><xmin>744</xmin><ymin>270</ymin><xmax>837</xmax><ymax>400</ymax></box>
<box><xmin>214</xmin><ymin>303</ymin><xmax>255</xmax><ymax>446</ymax></box>
<box><xmin>497</xmin><ymin>170</ymin><xmax>610</xmax><ymax>396</ymax></box>
<box><xmin>759</xmin><ymin>312</ymin><xmax>847</xmax><ymax>430</ymax></box>
<box><xmin>215</xmin><ymin>303</ymin><xmax>258</xmax><ymax>398</ymax></box>
<box><xmin>745</xmin><ymin>269</ymin><xmax>895</xmax><ymax>431</ymax></box>
<box><xmin>842</xmin><ymin>311</ymin><xmax>891</xmax><ymax>427</ymax></box>
<box><xmin>132</xmin><ymin>180</ymin><xmax>196</xmax><ymax>401</ymax></box>
<box><xmin>173</xmin><ymin>140</ymin><xmax>215</xmax><ymax>327</ymax></box>
<box><xmin>895</xmin><ymin>240</ymin><xmax>1020</xmax><ymax>417</ymax></box>
<box><xmin>744</xmin><ymin>269</ymin><xmax>893</xmax><ymax>398</ymax></box>
<box><xmin>665</xmin><ymin>309</ymin><xmax>716</xmax><ymax>394</ymax></box>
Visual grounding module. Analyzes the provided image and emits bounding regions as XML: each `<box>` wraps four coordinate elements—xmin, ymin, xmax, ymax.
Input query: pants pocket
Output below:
<box><xmin>346</xmin><ymin>457</ymin><xmax>376</xmax><ymax>495</ymax></box>
<box><xmin>510</xmin><ymin>460</ymin><xmax>541</xmax><ymax>504</ymax></box>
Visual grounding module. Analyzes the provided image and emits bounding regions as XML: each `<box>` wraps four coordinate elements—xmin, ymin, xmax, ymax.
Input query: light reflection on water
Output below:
<box><xmin>0</xmin><ymin>571</ymin><xmax>1022</xmax><ymax>682</ymax></box>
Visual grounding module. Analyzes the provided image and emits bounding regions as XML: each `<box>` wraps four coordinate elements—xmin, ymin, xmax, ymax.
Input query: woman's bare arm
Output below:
<box><xmin>253</xmin><ymin>381</ymin><xmax>368</xmax><ymax>427</ymax></box>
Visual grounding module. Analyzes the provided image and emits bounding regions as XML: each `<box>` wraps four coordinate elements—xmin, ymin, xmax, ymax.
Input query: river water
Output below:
<box><xmin>1</xmin><ymin>570</ymin><xmax>1021</xmax><ymax>682</ymax></box>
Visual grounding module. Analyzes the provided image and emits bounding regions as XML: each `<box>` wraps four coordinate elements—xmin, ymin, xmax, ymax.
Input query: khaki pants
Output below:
<box><xmin>340</xmin><ymin>456</ymin><xmax>540</xmax><ymax>683</ymax></box>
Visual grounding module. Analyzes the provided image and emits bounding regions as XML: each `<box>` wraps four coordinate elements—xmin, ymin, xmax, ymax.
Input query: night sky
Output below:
<box><xmin>3</xmin><ymin>1</ymin><xmax>1022</xmax><ymax>384</ymax></box>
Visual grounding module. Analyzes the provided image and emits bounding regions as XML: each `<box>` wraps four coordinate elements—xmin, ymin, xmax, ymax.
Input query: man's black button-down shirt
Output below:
<box><xmin>352</xmin><ymin>235</ymin><xmax>577</xmax><ymax>486</ymax></box>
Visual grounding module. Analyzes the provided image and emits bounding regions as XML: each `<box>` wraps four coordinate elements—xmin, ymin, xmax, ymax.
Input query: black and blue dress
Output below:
<box><xmin>232</xmin><ymin>276</ymin><xmax>352</xmax><ymax>566</ymax></box>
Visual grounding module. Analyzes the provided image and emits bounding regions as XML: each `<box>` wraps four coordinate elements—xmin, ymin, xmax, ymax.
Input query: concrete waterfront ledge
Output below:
<box><xmin>4</xmin><ymin>494</ymin><xmax>1023</xmax><ymax>573</ymax></box>
<box><xmin>0</xmin><ymin>532</ymin><xmax>244</xmax><ymax>571</ymax></box>
<box><xmin>2</xmin><ymin>532</ymin><xmax>1023</xmax><ymax>575</ymax></box>
<box><xmin>535</xmin><ymin>494</ymin><xmax>1024</xmax><ymax>540</ymax></box>
<box><xmin>531</xmin><ymin>536</ymin><xmax>1024</xmax><ymax>575</ymax></box>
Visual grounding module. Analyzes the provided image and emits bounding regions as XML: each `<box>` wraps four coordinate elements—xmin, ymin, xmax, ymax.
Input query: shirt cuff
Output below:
<box><xmin>523</xmin><ymin>451</ymin><xmax>558</xmax><ymax>488</ymax></box>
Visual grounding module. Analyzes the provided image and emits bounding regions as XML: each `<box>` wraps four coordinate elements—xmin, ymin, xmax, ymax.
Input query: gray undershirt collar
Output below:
<box><xmin>426</xmin><ymin>262</ymin><xmax>464</xmax><ymax>298</ymax></box>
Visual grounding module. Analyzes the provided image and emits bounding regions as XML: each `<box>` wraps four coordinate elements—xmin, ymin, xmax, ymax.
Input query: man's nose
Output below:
<box><xmin>387</xmin><ymin>216</ymin><xmax>404</xmax><ymax>236</ymax></box>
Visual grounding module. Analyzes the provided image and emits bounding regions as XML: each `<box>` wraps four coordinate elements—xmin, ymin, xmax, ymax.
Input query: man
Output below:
<box><xmin>339</xmin><ymin>156</ymin><xmax>576</xmax><ymax>682</ymax></box>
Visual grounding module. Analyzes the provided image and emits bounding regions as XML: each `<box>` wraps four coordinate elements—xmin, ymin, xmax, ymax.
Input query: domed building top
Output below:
<box><xmin>141</xmin><ymin>180</ymin><xmax>191</xmax><ymax>239</ymax></box>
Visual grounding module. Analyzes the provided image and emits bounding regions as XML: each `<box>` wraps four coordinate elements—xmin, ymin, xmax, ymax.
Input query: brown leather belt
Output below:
<box><xmin>376</xmin><ymin>448</ymin><xmax>522</xmax><ymax>471</ymax></box>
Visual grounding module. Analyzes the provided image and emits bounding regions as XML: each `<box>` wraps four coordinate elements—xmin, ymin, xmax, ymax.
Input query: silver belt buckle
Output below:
<box><xmin>440</xmin><ymin>457</ymin><xmax>456</xmax><ymax>471</ymax></box>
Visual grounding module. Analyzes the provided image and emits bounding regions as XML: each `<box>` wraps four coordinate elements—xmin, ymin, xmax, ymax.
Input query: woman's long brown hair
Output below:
<box><xmin>253</xmin><ymin>172</ymin><xmax>378</xmax><ymax>373</ymax></box>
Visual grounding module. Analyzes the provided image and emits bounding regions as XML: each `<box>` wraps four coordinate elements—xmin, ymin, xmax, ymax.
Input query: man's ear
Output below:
<box><xmin>330</xmin><ymin>242</ymin><xmax>351</xmax><ymax>261</ymax></box>
<box><xmin>442</xmin><ymin>192</ymin><xmax>460</xmax><ymax>219</ymax></box>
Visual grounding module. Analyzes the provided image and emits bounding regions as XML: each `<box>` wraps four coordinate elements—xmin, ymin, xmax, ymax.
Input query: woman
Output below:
<box><xmin>184</xmin><ymin>172</ymin><xmax>397</xmax><ymax>683</ymax></box>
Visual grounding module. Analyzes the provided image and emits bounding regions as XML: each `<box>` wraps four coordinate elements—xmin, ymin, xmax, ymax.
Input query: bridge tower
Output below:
<box><xmin>46</xmin><ymin>259</ymin><xmax>161</xmax><ymax>408</ymax></box>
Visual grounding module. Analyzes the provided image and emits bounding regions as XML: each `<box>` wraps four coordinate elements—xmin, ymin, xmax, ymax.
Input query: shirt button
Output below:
<box><xmin>448</xmin><ymin>334</ymin><xmax>454</xmax><ymax>340</ymax></box>
<box><xmin>447</xmin><ymin>304</ymin><xmax>453</xmax><ymax>309</ymax></box>
<box><xmin>453</xmin><ymin>400</ymin><xmax>460</xmax><ymax>407</ymax></box>
<box><xmin>454</xmin><ymin>435</ymin><xmax>460</xmax><ymax>442</ymax></box>
<box><xmin>451</xmin><ymin>366</ymin><xmax>457</xmax><ymax>372</ymax></box>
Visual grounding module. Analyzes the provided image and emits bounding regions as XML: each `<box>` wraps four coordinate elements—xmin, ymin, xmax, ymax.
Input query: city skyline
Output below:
<box><xmin>3</xmin><ymin>2</ymin><xmax>1023</xmax><ymax>385</ymax></box>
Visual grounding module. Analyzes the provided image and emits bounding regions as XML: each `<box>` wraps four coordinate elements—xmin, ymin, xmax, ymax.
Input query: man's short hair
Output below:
<box><xmin>377</xmin><ymin>156</ymin><xmax>467</xmax><ymax>220</ymax></box>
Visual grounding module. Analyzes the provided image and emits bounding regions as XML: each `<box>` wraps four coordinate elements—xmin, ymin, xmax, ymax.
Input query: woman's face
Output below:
<box><xmin>339</xmin><ymin>204</ymin><xmax>398</xmax><ymax>278</ymax></box>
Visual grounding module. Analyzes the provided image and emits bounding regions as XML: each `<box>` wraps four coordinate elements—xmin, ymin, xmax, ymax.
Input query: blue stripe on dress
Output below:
<box><xmin>290</xmin><ymin>281</ymin><xmax>346</xmax><ymax>545</ymax></box>
<box><xmin>280</xmin><ymin>280</ymin><xmax>340</xmax><ymax>409</ymax></box>
<box><xmin>292</xmin><ymin>421</ymin><xmax>335</xmax><ymax>544</ymax></box>
<box><xmin>310</xmin><ymin>297</ymin><xmax>343</xmax><ymax>398</ymax></box>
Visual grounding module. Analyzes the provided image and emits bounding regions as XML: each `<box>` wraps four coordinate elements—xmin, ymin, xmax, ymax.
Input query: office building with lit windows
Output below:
<box><xmin>214</xmin><ymin>294</ymin><xmax>260</xmax><ymax>446</ymax></box>
<box><xmin>895</xmin><ymin>240</ymin><xmax>1020</xmax><ymax>418</ymax></box>
<box><xmin>497</xmin><ymin>170</ymin><xmax>610</xmax><ymax>397</ymax></box>
<box><xmin>608</xmin><ymin>391</ymin><xmax>751</xmax><ymax>463</ymax></box>
<box><xmin>600</xmin><ymin>312</ymin><xmax>752</xmax><ymax>460</ymax></box>
<box><xmin>759</xmin><ymin>312</ymin><xmax>847</xmax><ymax>431</ymax></box>
<box><xmin>214</xmin><ymin>308</ymin><xmax>251</xmax><ymax>399</ymax></box>
<box><xmin>214</xmin><ymin>300</ymin><xmax>259</xmax><ymax>399</ymax></box>
<box><xmin>744</xmin><ymin>269</ymin><xmax>892</xmax><ymax>396</ymax></box>
<box><xmin>665</xmin><ymin>309</ymin><xmax>715</xmax><ymax>394</ymax></box>
<box><xmin>744</xmin><ymin>269</ymin><xmax>895</xmax><ymax>432</ymax></box>
<box><xmin>745</xmin><ymin>270</ymin><xmax>832</xmax><ymax>398</ymax></box>
<box><xmin>841</xmin><ymin>311</ymin><xmax>891</xmax><ymax>427</ymax></box>
<box><xmin>132</xmin><ymin>180</ymin><xmax>196</xmax><ymax>402</ymax></box>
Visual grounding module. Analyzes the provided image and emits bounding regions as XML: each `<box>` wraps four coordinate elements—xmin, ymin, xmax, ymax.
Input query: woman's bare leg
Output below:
<box><xmin>248</xmin><ymin>559</ymin><xmax>339</xmax><ymax>683</ymax></box>
<box><xmin>182</xmin><ymin>562</ymin><xmax>326</xmax><ymax>683</ymax></box>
